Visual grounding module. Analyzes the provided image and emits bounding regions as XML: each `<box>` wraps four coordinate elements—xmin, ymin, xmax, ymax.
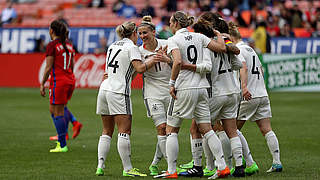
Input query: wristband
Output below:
<box><xmin>169</xmin><ymin>79</ymin><xmax>176</xmax><ymax>87</ymax></box>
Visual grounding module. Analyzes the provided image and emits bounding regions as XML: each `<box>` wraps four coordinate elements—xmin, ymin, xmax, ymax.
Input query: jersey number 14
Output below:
<box><xmin>107</xmin><ymin>49</ymin><xmax>121</xmax><ymax>73</ymax></box>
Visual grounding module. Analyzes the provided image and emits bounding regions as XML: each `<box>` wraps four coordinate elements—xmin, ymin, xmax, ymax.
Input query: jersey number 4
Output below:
<box><xmin>251</xmin><ymin>56</ymin><xmax>260</xmax><ymax>79</ymax></box>
<box><xmin>107</xmin><ymin>49</ymin><xmax>121</xmax><ymax>73</ymax></box>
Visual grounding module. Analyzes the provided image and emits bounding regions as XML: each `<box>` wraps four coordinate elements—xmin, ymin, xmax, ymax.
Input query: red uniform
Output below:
<box><xmin>46</xmin><ymin>39</ymin><xmax>76</xmax><ymax>105</ymax></box>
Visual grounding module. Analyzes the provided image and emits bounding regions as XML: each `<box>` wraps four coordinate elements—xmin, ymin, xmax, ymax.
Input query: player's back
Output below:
<box><xmin>46</xmin><ymin>39</ymin><xmax>75</xmax><ymax>86</ymax></box>
<box><xmin>168</xmin><ymin>28</ymin><xmax>211</xmax><ymax>90</ymax></box>
<box><xmin>237</xmin><ymin>41</ymin><xmax>268</xmax><ymax>98</ymax></box>
<box><xmin>207</xmin><ymin>49</ymin><xmax>240</xmax><ymax>97</ymax></box>
<box><xmin>100</xmin><ymin>38</ymin><xmax>140</xmax><ymax>96</ymax></box>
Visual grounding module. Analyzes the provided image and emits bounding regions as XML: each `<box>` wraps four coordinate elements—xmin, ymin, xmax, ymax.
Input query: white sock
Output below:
<box><xmin>97</xmin><ymin>135</ymin><xmax>111</xmax><ymax>169</ymax></box>
<box><xmin>265</xmin><ymin>131</ymin><xmax>281</xmax><ymax>164</ymax></box>
<box><xmin>166</xmin><ymin>133</ymin><xmax>178</xmax><ymax>174</ymax></box>
<box><xmin>237</xmin><ymin>130</ymin><xmax>254</xmax><ymax>167</ymax></box>
<box><xmin>217</xmin><ymin>131</ymin><xmax>232</xmax><ymax>169</ymax></box>
<box><xmin>203</xmin><ymin>130</ymin><xmax>226</xmax><ymax>170</ymax></box>
<box><xmin>117</xmin><ymin>133</ymin><xmax>133</xmax><ymax>172</ymax></box>
<box><xmin>191</xmin><ymin>138</ymin><xmax>203</xmax><ymax>166</ymax></box>
<box><xmin>203</xmin><ymin>137</ymin><xmax>214</xmax><ymax>170</ymax></box>
<box><xmin>158</xmin><ymin>135</ymin><xmax>167</xmax><ymax>160</ymax></box>
<box><xmin>151</xmin><ymin>142</ymin><xmax>163</xmax><ymax>165</ymax></box>
<box><xmin>230</xmin><ymin>136</ymin><xmax>243</xmax><ymax>167</ymax></box>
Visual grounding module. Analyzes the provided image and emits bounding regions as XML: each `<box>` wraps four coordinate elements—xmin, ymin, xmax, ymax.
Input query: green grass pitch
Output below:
<box><xmin>0</xmin><ymin>88</ymin><xmax>319</xmax><ymax>179</ymax></box>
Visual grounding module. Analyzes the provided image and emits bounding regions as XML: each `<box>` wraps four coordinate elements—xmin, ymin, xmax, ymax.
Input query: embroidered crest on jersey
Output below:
<box><xmin>246</xmin><ymin>47</ymin><xmax>253</xmax><ymax>52</ymax></box>
<box><xmin>152</xmin><ymin>104</ymin><xmax>158</xmax><ymax>111</ymax></box>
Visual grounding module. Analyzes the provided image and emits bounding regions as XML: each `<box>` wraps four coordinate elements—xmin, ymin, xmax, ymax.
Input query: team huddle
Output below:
<box><xmin>41</xmin><ymin>10</ymin><xmax>282</xmax><ymax>179</ymax></box>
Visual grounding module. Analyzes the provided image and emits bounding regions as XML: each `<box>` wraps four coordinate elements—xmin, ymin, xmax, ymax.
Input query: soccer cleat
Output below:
<box><xmin>245</xmin><ymin>162</ymin><xmax>259</xmax><ymax>175</ymax></box>
<box><xmin>208</xmin><ymin>166</ymin><xmax>230</xmax><ymax>179</ymax></box>
<box><xmin>49</xmin><ymin>133</ymin><xmax>69</xmax><ymax>141</ymax></box>
<box><xmin>230</xmin><ymin>167</ymin><xmax>235</xmax><ymax>175</ymax></box>
<box><xmin>96</xmin><ymin>168</ymin><xmax>104</xmax><ymax>176</ymax></box>
<box><xmin>232</xmin><ymin>165</ymin><xmax>245</xmax><ymax>177</ymax></box>
<box><xmin>123</xmin><ymin>168</ymin><xmax>147</xmax><ymax>177</ymax></box>
<box><xmin>149</xmin><ymin>164</ymin><xmax>159</xmax><ymax>176</ymax></box>
<box><xmin>72</xmin><ymin>121</ymin><xmax>83</xmax><ymax>139</ymax></box>
<box><xmin>203</xmin><ymin>167</ymin><xmax>216</xmax><ymax>177</ymax></box>
<box><xmin>154</xmin><ymin>171</ymin><xmax>178</xmax><ymax>179</ymax></box>
<box><xmin>179</xmin><ymin>165</ymin><xmax>203</xmax><ymax>177</ymax></box>
<box><xmin>179</xmin><ymin>160</ymin><xmax>194</xmax><ymax>169</ymax></box>
<box><xmin>266</xmin><ymin>164</ymin><xmax>282</xmax><ymax>173</ymax></box>
<box><xmin>49</xmin><ymin>142</ymin><xmax>68</xmax><ymax>153</ymax></box>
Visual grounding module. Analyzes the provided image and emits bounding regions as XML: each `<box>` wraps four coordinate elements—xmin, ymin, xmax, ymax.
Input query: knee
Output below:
<box><xmin>157</xmin><ymin>123</ymin><xmax>167</xmax><ymax>136</ymax></box>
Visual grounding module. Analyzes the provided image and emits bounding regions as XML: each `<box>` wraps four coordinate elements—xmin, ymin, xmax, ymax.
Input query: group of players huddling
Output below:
<box><xmin>41</xmin><ymin>10</ymin><xmax>283</xmax><ymax>179</ymax></box>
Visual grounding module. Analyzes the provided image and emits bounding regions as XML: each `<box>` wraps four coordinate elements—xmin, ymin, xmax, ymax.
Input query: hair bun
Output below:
<box><xmin>142</xmin><ymin>15</ymin><xmax>152</xmax><ymax>23</ymax></box>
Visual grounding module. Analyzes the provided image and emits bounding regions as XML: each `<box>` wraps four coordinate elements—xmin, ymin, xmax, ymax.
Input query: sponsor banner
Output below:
<box><xmin>262</xmin><ymin>54</ymin><xmax>320</xmax><ymax>91</ymax></box>
<box><xmin>1</xmin><ymin>27</ymin><xmax>320</xmax><ymax>54</ymax></box>
<box><xmin>0</xmin><ymin>53</ymin><xmax>143</xmax><ymax>88</ymax></box>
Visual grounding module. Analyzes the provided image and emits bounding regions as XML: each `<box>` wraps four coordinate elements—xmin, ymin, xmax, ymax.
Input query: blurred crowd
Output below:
<box><xmin>1</xmin><ymin>0</ymin><xmax>320</xmax><ymax>53</ymax></box>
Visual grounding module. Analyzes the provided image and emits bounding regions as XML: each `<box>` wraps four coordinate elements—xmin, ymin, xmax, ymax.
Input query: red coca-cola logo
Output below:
<box><xmin>39</xmin><ymin>54</ymin><xmax>106</xmax><ymax>88</ymax></box>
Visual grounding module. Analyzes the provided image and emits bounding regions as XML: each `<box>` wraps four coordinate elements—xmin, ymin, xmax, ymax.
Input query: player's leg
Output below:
<box><xmin>256</xmin><ymin>118</ymin><xmax>282</xmax><ymax>172</ymax></box>
<box><xmin>96</xmin><ymin>115</ymin><xmax>114</xmax><ymax>176</ymax></box>
<box><xmin>50</xmin><ymin>103</ymin><xmax>68</xmax><ymax>152</ymax></box>
<box><xmin>215</xmin><ymin>122</ymin><xmax>233</xmax><ymax>170</ymax></box>
<box><xmin>64</xmin><ymin>106</ymin><xmax>83</xmax><ymax>139</ymax></box>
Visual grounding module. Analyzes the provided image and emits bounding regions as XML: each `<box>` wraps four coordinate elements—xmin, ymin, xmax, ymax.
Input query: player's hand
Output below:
<box><xmin>103</xmin><ymin>72</ymin><xmax>108</xmax><ymax>80</ymax></box>
<box><xmin>40</xmin><ymin>84</ymin><xmax>46</xmax><ymax>97</ymax></box>
<box><xmin>153</xmin><ymin>52</ymin><xmax>168</xmax><ymax>63</ymax></box>
<box><xmin>242</xmin><ymin>87</ymin><xmax>252</xmax><ymax>101</ymax></box>
<box><xmin>213</xmin><ymin>29</ymin><xmax>221</xmax><ymax>36</ymax></box>
<box><xmin>170</xmin><ymin>86</ymin><xmax>177</xmax><ymax>99</ymax></box>
<box><xmin>221</xmin><ymin>33</ymin><xmax>231</xmax><ymax>40</ymax></box>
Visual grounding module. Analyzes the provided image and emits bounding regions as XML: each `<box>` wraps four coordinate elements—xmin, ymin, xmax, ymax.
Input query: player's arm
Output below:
<box><xmin>226</xmin><ymin>43</ymin><xmax>240</xmax><ymax>55</ymax></box>
<box><xmin>230</xmin><ymin>55</ymin><xmax>243</xmax><ymax>70</ymax></box>
<box><xmin>40</xmin><ymin>56</ymin><xmax>54</xmax><ymax>97</ymax></box>
<box><xmin>132</xmin><ymin>55</ymin><xmax>167</xmax><ymax>73</ymax></box>
<box><xmin>239</xmin><ymin>61</ymin><xmax>251</xmax><ymax>100</ymax></box>
<box><xmin>169</xmin><ymin>48</ymin><xmax>182</xmax><ymax>99</ymax></box>
<box><xmin>207</xmin><ymin>30</ymin><xmax>226</xmax><ymax>53</ymax></box>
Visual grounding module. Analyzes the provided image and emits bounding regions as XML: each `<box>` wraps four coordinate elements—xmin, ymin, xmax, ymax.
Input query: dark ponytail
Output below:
<box><xmin>50</xmin><ymin>20</ymin><xmax>69</xmax><ymax>54</ymax></box>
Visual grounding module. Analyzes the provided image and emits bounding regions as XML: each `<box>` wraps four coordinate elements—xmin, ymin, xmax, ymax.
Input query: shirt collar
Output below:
<box><xmin>175</xmin><ymin>28</ymin><xmax>189</xmax><ymax>34</ymax></box>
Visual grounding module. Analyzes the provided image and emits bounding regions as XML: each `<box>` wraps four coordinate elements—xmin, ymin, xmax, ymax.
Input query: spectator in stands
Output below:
<box><xmin>0</xmin><ymin>1</ymin><xmax>17</xmax><ymax>27</ymax></box>
<box><xmin>266</xmin><ymin>17</ymin><xmax>280</xmax><ymax>37</ymax></box>
<box><xmin>280</xmin><ymin>22</ymin><xmax>295</xmax><ymax>37</ymax></box>
<box><xmin>312</xmin><ymin>21</ymin><xmax>320</xmax><ymax>37</ymax></box>
<box><xmin>156</xmin><ymin>16</ymin><xmax>172</xmax><ymax>39</ymax></box>
<box><xmin>290</xmin><ymin>4</ymin><xmax>303</xmax><ymax>28</ymax></box>
<box><xmin>184</xmin><ymin>0</ymin><xmax>200</xmax><ymax>17</ymax></box>
<box><xmin>139</xmin><ymin>0</ymin><xmax>156</xmax><ymax>17</ymax></box>
<box><xmin>34</xmin><ymin>38</ymin><xmax>46</xmax><ymax>53</ymax></box>
<box><xmin>88</xmin><ymin>0</ymin><xmax>105</xmax><ymax>8</ymax></box>
<box><xmin>199</xmin><ymin>0</ymin><xmax>211</xmax><ymax>12</ymax></box>
<box><xmin>112</xmin><ymin>0</ymin><xmax>124</xmax><ymax>13</ymax></box>
<box><xmin>117</xmin><ymin>0</ymin><xmax>137</xmax><ymax>19</ymax></box>
<box><xmin>94</xmin><ymin>37</ymin><xmax>108</xmax><ymax>54</ymax></box>
<box><xmin>76</xmin><ymin>0</ymin><xmax>91</xmax><ymax>8</ymax></box>
<box><xmin>251</xmin><ymin>20</ymin><xmax>268</xmax><ymax>53</ymax></box>
<box><xmin>161</xmin><ymin>0</ymin><xmax>177</xmax><ymax>12</ymax></box>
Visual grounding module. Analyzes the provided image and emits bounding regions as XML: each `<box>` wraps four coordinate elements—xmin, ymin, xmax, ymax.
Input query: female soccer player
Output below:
<box><xmin>95</xmin><ymin>21</ymin><xmax>166</xmax><ymax>177</ymax></box>
<box><xmin>137</xmin><ymin>16</ymin><xmax>172</xmax><ymax>175</ymax></box>
<box><xmin>40</xmin><ymin>20</ymin><xmax>76</xmax><ymax>153</ymax></box>
<box><xmin>154</xmin><ymin>11</ymin><xmax>229</xmax><ymax>179</ymax></box>
<box><xmin>229</xmin><ymin>22</ymin><xmax>283</xmax><ymax>173</ymax></box>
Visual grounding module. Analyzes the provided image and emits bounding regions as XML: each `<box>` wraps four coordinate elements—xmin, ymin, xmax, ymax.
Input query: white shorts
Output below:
<box><xmin>96</xmin><ymin>89</ymin><xmax>132</xmax><ymax>115</ymax></box>
<box><xmin>237</xmin><ymin>96</ymin><xmax>272</xmax><ymax>121</ymax></box>
<box><xmin>167</xmin><ymin>89</ymin><xmax>211</xmax><ymax>127</ymax></box>
<box><xmin>144</xmin><ymin>97</ymin><xmax>170</xmax><ymax>126</ymax></box>
<box><xmin>209</xmin><ymin>93</ymin><xmax>240</xmax><ymax>123</ymax></box>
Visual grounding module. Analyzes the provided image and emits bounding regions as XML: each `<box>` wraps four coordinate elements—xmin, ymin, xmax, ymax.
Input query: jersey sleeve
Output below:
<box><xmin>199</xmin><ymin>33</ymin><xmax>211</xmax><ymax>47</ymax></box>
<box><xmin>167</xmin><ymin>37</ymin><xmax>179</xmax><ymax>55</ymax></box>
<box><xmin>46</xmin><ymin>41</ymin><xmax>55</xmax><ymax>57</ymax></box>
<box><xmin>230</xmin><ymin>54</ymin><xmax>243</xmax><ymax>70</ymax></box>
<box><xmin>236</xmin><ymin>52</ymin><xmax>246</xmax><ymax>63</ymax></box>
<box><xmin>128</xmin><ymin>45</ymin><xmax>142</xmax><ymax>62</ymax></box>
<box><xmin>196</xmin><ymin>48</ymin><xmax>212</xmax><ymax>74</ymax></box>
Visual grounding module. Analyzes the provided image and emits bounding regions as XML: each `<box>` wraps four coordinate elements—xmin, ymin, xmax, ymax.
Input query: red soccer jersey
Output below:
<box><xmin>46</xmin><ymin>39</ymin><xmax>75</xmax><ymax>87</ymax></box>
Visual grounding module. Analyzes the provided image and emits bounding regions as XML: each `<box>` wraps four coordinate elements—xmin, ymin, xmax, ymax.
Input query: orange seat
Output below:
<box><xmin>241</xmin><ymin>10</ymin><xmax>250</xmax><ymax>26</ymax></box>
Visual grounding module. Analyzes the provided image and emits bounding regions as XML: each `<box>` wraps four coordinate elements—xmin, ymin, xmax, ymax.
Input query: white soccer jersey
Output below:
<box><xmin>139</xmin><ymin>39</ymin><xmax>171</xmax><ymax>99</ymax></box>
<box><xmin>236</xmin><ymin>41</ymin><xmax>268</xmax><ymax>98</ymax></box>
<box><xmin>167</xmin><ymin>28</ymin><xmax>211</xmax><ymax>90</ymax></box>
<box><xmin>206</xmin><ymin>48</ymin><xmax>242</xmax><ymax>97</ymax></box>
<box><xmin>233</xmin><ymin>53</ymin><xmax>246</xmax><ymax>90</ymax></box>
<box><xmin>100</xmin><ymin>38</ymin><xmax>142</xmax><ymax>96</ymax></box>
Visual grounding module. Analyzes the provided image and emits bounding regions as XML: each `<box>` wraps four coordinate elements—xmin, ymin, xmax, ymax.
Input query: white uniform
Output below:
<box><xmin>236</xmin><ymin>41</ymin><xmax>272</xmax><ymax>121</ymax></box>
<box><xmin>139</xmin><ymin>39</ymin><xmax>171</xmax><ymax>126</ymax></box>
<box><xmin>97</xmin><ymin>38</ymin><xmax>142</xmax><ymax>115</ymax></box>
<box><xmin>206</xmin><ymin>48</ymin><xmax>243</xmax><ymax>121</ymax></box>
<box><xmin>166</xmin><ymin>28</ymin><xmax>212</xmax><ymax>127</ymax></box>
